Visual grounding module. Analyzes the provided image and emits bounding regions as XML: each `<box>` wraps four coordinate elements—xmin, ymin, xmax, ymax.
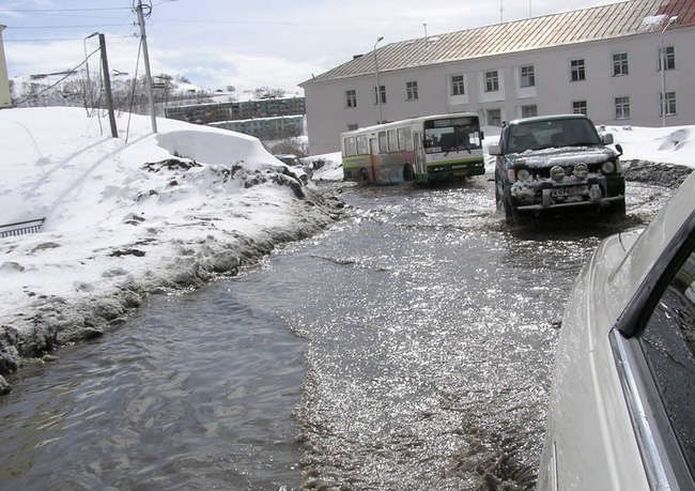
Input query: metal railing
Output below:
<box><xmin>0</xmin><ymin>218</ymin><xmax>46</xmax><ymax>238</ymax></box>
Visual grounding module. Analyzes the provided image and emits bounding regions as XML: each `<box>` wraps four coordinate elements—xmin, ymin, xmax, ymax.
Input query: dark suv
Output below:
<box><xmin>489</xmin><ymin>114</ymin><xmax>625</xmax><ymax>223</ymax></box>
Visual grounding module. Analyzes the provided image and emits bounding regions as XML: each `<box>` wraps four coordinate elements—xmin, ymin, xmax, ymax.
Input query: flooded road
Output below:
<box><xmin>0</xmin><ymin>177</ymin><xmax>672</xmax><ymax>490</ymax></box>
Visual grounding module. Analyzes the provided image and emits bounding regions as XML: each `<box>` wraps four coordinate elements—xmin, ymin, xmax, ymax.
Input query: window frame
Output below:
<box><xmin>521</xmin><ymin>104</ymin><xmax>538</xmax><ymax>118</ymax></box>
<box><xmin>451</xmin><ymin>75</ymin><xmax>465</xmax><ymax>96</ymax></box>
<box><xmin>387</xmin><ymin>129</ymin><xmax>397</xmax><ymax>152</ymax></box>
<box><xmin>374</xmin><ymin>85</ymin><xmax>387</xmax><ymax>105</ymax></box>
<box><xmin>378</xmin><ymin>131</ymin><xmax>388</xmax><ymax>153</ymax></box>
<box><xmin>613</xmin><ymin>52</ymin><xmax>629</xmax><ymax>77</ymax></box>
<box><xmin>658</xmin><ymin>46</ymin><xmax>676</xmax><ymax>71</ymax></box>
<box><xmin>610</xmin><ymin>212</ymin><xmax>695</xmax><ymax>490</ymax></box>
<box><xmin>572</xmin><ymin>100</ymin><xmax>588</xmax><ymax>115</ymax></box>
<box><xmin>520</xmin><ymin>65</ymin><xmax>535</xmax><ymax>88</ymax></box>
<box><xmin>570</xmin><ymin>58</ymin><xmax>586</xmax><ymax>82</ymax></box>
<box><xmin>345</xmin><ymin>89</ymin><xmax>357</xmax><ymax>108</ymax></box>
<box><xmin>660</xmin><ymin>91</ymin><xmax>677</xmax><ymax>117</ymax></box>
<box><xmin>486</xmin><ymin>108</ymin><xmax>502</xmax><ymax>127</ymax></box>
<box><xmin>615</xmin><ymin>96</ymin><xmax>631</xmax><ymax>120</ymax></box>
<box><xmin>485</xmin><ymin>70</ymin><xmax>500</xmax><ymax>92</ymax></box>
<box><xmin>406</xmin><ymin>81</ymin><xmax>419</xmax><ymax>101</ymax></box>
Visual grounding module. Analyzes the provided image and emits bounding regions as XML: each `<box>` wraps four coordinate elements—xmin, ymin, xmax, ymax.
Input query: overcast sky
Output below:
<box><xmin>1</xmin><ymin>0</ymin><xmax>623</xmax><ymax>94</ymax></box>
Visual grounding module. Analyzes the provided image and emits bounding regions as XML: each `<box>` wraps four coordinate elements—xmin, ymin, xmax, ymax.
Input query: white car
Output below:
<box><xmin>538</xmin><ymin>171</ymin><xmax>695</xmax><ymax>490</ymax></box>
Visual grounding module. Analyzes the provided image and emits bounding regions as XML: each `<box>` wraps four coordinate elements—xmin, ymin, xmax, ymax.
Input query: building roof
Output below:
<box><xmin>302</xmin><ymin>0</ymin><xmax>695</xmax><ymax>85</ymax></box>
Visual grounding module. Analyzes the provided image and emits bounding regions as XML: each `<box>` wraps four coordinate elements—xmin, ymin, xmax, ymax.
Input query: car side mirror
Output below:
<box><xmin>488</xmin><ymin>144</ymin><xmax>502</xmax><ymax>156</ymax></box>
<box><xmin>615</xmin><ymin>143</ymin><xmax>623</xmax><ymax>156</ymax></box>
<box><xmin>480</xmin><ymin>131</ymin><xmax>485</xmax><ymax>141</ymax></box>
<box><xmin>601</xmin><ymin>133</ymin><xmax>614</xmax><ymax>145</ymax></box>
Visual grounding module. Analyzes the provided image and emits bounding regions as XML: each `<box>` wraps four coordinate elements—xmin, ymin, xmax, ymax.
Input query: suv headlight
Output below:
<box><xmin>517</xmin><ymin>168</ymin><xmax>531</xmax><ymax>181</ymax></box>
<box><xmin>574</xmin><ymin>163</ymin><xmax>588</xmax><ymax>180</ymax></box>
<box><xmin>550</xmin><ymin>165</ymin><xmax>565</xmax><ymax>183</ymax></box>
<box><xmin>601</xmin><ymin>161</ymin><xmax>616</xmax><ymax>174</ymax></box>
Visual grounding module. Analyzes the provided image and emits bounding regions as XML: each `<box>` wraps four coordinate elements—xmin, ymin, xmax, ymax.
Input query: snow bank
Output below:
<box><xmin>603</xmin><ymin>125</ymin><xmax>695</xmax><ymax>168</ymax></box>
<box><xmin>304</xmin><ymin>151</ymin><xmax>343</xmax><ymax>181</ymax></box>
<box><xmin>0</xmin><ymin>107</ymin><xmax>341</xmax><ymax>386</ymax></box>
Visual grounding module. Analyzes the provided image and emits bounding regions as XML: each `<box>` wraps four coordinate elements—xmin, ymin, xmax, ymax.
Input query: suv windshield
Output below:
<box><xmin>424</xmin><ymin>117</ymin><xmax>481</xmax><ymax>154</ymax></box>
<box><xmin>505</xmin><ymin>118</ymin><xmax>601</xmax><ymax>154</ymax></box>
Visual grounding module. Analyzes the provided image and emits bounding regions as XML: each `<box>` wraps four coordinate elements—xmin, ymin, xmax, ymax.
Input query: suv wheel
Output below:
<box><xmin>495</xmin><ymin>175</ymin><xmax>518</xmax><ymax>224</ymax></box>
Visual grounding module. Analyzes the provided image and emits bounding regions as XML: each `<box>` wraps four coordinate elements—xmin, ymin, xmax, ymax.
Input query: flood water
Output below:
<box><xmin>0</xmin><ymin>178</ymin><xmax>671</xmax><ymax>490</ymax></box>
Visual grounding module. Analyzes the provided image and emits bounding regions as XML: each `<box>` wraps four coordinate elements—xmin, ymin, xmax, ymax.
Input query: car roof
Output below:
<box><xmin>507</xmin><ymin>114</ymin><xmax>591</xmax><ymax>126</ymax></box>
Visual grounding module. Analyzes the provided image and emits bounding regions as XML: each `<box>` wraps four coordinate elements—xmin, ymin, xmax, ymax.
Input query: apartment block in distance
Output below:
<box><xmin>300</xmin><ymin>0</ymin><xmax>695</xmax><ymax>154</ymax></box>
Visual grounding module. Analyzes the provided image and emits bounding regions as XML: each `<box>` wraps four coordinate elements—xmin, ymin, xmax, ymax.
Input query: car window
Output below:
<box><xmin>505</xmin><ymin>118</ymin><xmax>601</xmax><ymax>153</ymax></box>
<box><xmin>639</xmin><ymin>247</ymin><xmax>695</xmax><ymax>476</ymax></box>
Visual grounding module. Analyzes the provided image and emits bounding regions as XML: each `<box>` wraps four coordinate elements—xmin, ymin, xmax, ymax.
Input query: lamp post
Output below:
<box><xmin>660</xmin><ymin>15</ymin><xmax>678</xmax><ymax>127</ymax></box>
<box><xmin>373</xmin><ymin>35</ymin><xmax>384</xmax><ymax>123</ymax></box>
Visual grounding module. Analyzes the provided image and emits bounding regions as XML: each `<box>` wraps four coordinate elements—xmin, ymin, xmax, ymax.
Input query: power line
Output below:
<box><xmin>8</xmin><ymin>23</ymin><xmax>132</xmax><ymax>30</ymax></box>
<box><xmin>14</xmin><ymin>47</ymin><xmax>102</xmax><ymax>106</ymax></box>
<box><xmin>1</xmin><ymin>7</ymin><xmax>131</xmax><ymax>13</ymax></box>
<box><xmin>4</xmin><ymin>35</ymin><xmax>135</xmax><ymax>42</ymax></box>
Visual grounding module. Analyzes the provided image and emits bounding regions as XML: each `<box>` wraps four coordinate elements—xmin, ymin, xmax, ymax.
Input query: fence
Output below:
<box><xmin>0</xmin><ymin>218</ymin><xmax>46</xmax><ymax>238</ymax></box>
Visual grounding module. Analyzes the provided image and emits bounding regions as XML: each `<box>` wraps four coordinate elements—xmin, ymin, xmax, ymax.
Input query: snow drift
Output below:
<box><xmin>0</xmin><ymin>107</ymin><xmax>342</xmax><ymax>390</ymax></box>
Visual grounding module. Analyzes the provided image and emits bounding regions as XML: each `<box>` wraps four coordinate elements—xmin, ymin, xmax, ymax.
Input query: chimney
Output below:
<box><xmin>353</xmin><ymin>54</ymin><xmax>364</xmax><ymax>60</ymax></box>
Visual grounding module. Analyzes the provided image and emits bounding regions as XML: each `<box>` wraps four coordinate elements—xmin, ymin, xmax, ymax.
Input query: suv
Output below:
<box><xmin>489</xmin><ymin>114</ymin><xmax>625</xmax><ymax>223</ymax></box>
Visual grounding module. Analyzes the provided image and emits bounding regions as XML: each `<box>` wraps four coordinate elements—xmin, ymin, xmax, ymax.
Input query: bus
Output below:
<box><xmin>340</xmin><ymin>112</ymin><xmax>484</xmax><ymax>184</ymax></box>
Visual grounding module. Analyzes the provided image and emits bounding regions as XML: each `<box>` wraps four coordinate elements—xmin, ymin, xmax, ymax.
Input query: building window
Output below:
<box><xmin>658</xmin><ymin>46</ymin><xmax>676</xmax><ymax>71</ymax></box>
<box><xmin>572</xmin><ymin>100</ymin><xmax>588</xmax><ymax>115</ymax></box>
<box><xmin>520</xmin><ymin>65</ymin><xmax>535</xmax><ymax>88</ymax></box>
<box><xmin>485</xmin><ymin>71</ymin><xmax>499</xmax><ymax>92</ymax></box>
<box><xmin>660</xmin><ymin>91</ymin><xmax>677</xmax><ymax>116</ymax></box>
<box><xmin>451</xmin><ymin>75</ymin><xmax>465</xmax><ymax>96</ymax></box>
<box><xmin>615</xmin><ymin>97</ymin><xmax>630</xmax><ymax>120</ymax></box>
<box><xmin>347</xmin><ymin>123</ymin><xmax>358</xmax><ymax>131</ymax></box>
<box><xmin>345</xmin><ymin>89</ymin><xmax>357</xmax><ymax>108</ymax></box>
<box><xmin>613</xmin><ymin>53</ymin><xmax>629</xmax><ymax>76</ymax></box>
<box><xmin>374</xmin><ymin>85</ymin><xmax>386</xmax><ymax>105</ymax></box>
<box><xmin>521</xmin><ymin>104</ymin><xmax>538</xmax><ymax>118</ymax></box>
<box><xmin>570</xmin><ymin>59</ymin><xmax>586</xmax><ymax>82</ymax></box>
<box><xmin>406</xmin><ymin>81</ymin><xmax>419</xmax><ymax>101</ymax></box>
<box><xmin>487</xmin><ymin>108</ymin><xmax>502</xmax><ymax>127</ymax></box>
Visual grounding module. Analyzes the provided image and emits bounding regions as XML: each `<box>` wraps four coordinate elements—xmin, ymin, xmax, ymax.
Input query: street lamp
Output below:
<box><xmin>660</xmin><ymin>15</ymin><xmax>678</xmax><ymax>127</ymax></box>
<box><xmin>373</xmin><ymin>35</ymin><xmax>384</xmax><ymax>123</ymax></box>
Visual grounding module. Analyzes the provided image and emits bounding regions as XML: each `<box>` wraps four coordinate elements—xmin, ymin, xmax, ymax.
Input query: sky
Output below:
<box><xmin>0</xmin><ymin>0</ymin><xmax>625</xmax><ymax>95</ymax></box>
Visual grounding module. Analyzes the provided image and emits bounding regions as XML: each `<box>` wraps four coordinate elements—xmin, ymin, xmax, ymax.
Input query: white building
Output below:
<box><xmin>0</xmin><ymin>25</ymin><xmax>11</xmax><ymax>108</ymax></box>
<box><xmin>301</xmin><ymin>0</ymin><xmax>695</xmax><ymax>154</ymax></box>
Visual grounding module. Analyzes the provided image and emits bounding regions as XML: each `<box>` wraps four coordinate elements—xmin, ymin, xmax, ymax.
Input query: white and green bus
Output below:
<box><xmin>340</xmin><ymin>112</ymin><xmax>484</xmax><ymax>184</ymax></box>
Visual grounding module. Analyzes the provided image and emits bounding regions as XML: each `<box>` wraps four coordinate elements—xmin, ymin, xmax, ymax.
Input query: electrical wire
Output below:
<box><xmin>14</xmin><ymin>47</ymin><xmax>101</xmax><ymax>106</ymax></box>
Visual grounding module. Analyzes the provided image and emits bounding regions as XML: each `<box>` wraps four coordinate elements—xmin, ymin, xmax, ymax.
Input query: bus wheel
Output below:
<box><xmin>359</xmin><ymin>168</ymin><xmax>369</xmax><ymax>182</ymax></box>
<box><xmin>403</xmin><ymin>164</ymin><xmax>415</xmax><ymax>182</ymax></box>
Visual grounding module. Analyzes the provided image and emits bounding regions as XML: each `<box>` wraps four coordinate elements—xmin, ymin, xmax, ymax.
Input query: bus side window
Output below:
<box><xmin>387</xmin><ymin>129</ymin><xmax>397</xmax><ymax>153</ymax></box>
<box><xmin>345</xmin><ymin>137</ymin><xmax>357</xmax><ymax>156</ymax></box>
<box><xmin>398</xmin><ymin>127</ymin><xmax>412</xmax><ymax>151</ymax></box>
<box><xmin>378</xmin><ymin>132</ymin><xmax>388</xmax><ymax>153</ymax></box>
<box><xmin>357</xmin><ymin>136</ymin><xmax>368</xmax><ymax>155</ymax></box>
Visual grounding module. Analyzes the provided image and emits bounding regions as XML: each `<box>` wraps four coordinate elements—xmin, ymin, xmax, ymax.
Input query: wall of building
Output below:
<box><xmin>0</xmin><ymin>26</ymin><xmax>12</xmax><ymax>108</ymax></box>
<box><xmin>304</xmin><ymin>27</ymin><xmax>695</xmax><ymax>155</ymax></box>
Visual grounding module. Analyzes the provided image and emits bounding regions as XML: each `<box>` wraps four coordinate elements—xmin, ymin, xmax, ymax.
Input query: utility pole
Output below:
<box><xmin>98</xmin><ymin>33</ymin><xmax>118</xmax><ymax>138</ymax></box>
<box><xmin>135</xmin><ymin>0</ymin><xmax>157</xmax><ymax>133</ymax></box>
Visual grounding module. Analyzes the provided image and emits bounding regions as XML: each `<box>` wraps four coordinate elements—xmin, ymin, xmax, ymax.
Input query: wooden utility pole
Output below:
<box><xmin>135</xmin><ymin>0</ymin><xmax>157</xmax><ymax>133</ymax></box>
<box><xmin>98</xmin><ymin>33</ymin><xmax>118</xmax><ymax>138</ymax></box>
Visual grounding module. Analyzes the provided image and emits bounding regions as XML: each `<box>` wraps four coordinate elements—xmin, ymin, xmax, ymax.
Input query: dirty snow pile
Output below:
<box><xmin>0</xmin><ymin>107</ymin><xmax>340</xmax><ymax>388</ymax></box>
<box><xmin>304</xmin><ymin>152</ymin><xmax>343</xmax><ymax>181</ymax></box>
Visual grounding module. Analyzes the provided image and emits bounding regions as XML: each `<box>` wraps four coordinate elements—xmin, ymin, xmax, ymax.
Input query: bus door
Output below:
<box><xmin>413</xmin><ymin>132</ymin><xmax>426</xmax><ymax>175</ymax></box>
<box><xmin>369</xmin><ymin>137</ymin><xmax>378</xmax><ymax>182</ymax></box>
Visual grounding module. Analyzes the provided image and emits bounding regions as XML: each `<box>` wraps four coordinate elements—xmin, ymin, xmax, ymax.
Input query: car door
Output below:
<box><xmin>610</xmin><ymin>215</ymin><xmax>695</xmax><ymax>490</ymax></box>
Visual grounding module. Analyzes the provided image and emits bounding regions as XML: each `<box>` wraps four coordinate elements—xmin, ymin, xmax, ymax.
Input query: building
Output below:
<box><xmin>165</xmin><ymin>96</ymin><xmax>306</xmax><ymax>125</ymax></box>
<box><xmin>0</xmin><ymin>25</ymin><xmax>12</xmax><ymax>108</ymax></box>
<box><xmin>210</xmin><ymin>115</ymin><xmax>305</xmax><ymax>141</ymax></box>
<box><xmin>300</xmin><ymin>0</ymin><xmax>695</xmax><ymax>154</ymax></box>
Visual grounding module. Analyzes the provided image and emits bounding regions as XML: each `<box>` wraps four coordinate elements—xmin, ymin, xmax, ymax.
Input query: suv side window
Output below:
<box><xmin>639</xmin><ymin>246</ymin><xmax>695</xmax><ymax>475</ymax></box>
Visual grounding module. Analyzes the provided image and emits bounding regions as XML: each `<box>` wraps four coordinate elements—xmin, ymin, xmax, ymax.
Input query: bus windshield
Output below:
<box><xmin>424</xmin><ymin>117</ymin><xmax>481</xmax><ymax>154</ymax></box>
